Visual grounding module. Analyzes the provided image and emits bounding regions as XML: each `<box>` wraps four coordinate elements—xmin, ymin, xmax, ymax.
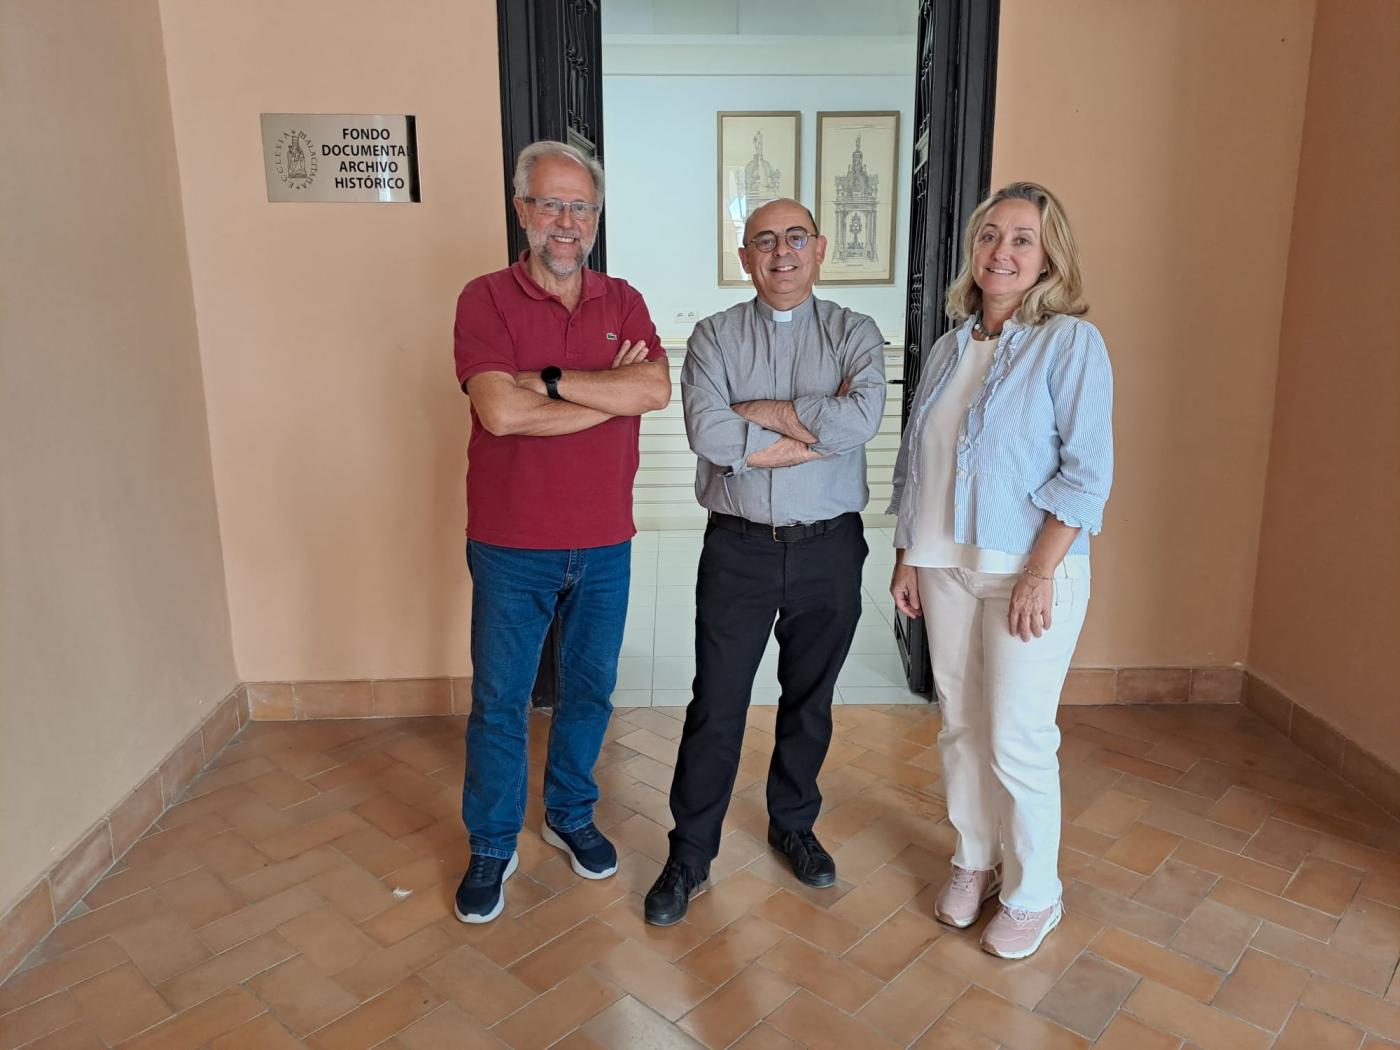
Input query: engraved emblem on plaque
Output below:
<box><xmin>272</xmin><ymin>129</ymin><xmax>319</xmax><ymax>191</ymax></box>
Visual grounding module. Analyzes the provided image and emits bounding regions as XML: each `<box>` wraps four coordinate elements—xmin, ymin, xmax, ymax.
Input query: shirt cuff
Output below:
<box><xmin>792</xmin><ymin>393</ymin><xmax>830</xmax><ymax>448</ymax></box>
<box><xmin>1030</xmin><ymin>476</ymin><xmax>1106</xmax><ymax>535</ymax></box>
<box><xmin>727</xmin><ymin>422</ymin><xmax>782</xmax><ymax>475</ymax></box>
<box><xmin>457</xmin><ymin>361</ymin><xmax>518</xmax><ymax>389</ymax></box>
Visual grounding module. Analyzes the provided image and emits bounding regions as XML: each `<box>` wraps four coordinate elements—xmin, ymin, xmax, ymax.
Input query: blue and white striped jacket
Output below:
<box><xmin>887</xmin><ymin>312</ymin><xmax>1113</xmax><ymax>556</ymax></box>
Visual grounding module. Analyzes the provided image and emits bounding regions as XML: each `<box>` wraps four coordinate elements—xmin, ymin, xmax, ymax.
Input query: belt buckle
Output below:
<box><xmin>772</xmin><ymin>523</ymin><xmax>781</xmax><ymax>542</ymax></box>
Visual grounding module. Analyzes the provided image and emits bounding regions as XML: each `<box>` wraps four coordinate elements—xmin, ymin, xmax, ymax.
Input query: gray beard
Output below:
<box><xmin>527</xmin><ymin>228</ymin><xmax>595</xmax><ymax>278</ymax></box>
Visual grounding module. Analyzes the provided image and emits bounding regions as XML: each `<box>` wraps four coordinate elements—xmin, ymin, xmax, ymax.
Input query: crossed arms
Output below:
<box><xmin>466</xmin><ymin>340</ymin><xmax>671</xmax><ymax>437</ymax></box>
<box><xmin>682</xmin><ymin>320</ymin><xmax>886</xmax><ymax>473</ymax></box>
<box><xmin>731</xmin><ymin>383</ymin><xmax>849</xmax><ymax>467</ymax></box>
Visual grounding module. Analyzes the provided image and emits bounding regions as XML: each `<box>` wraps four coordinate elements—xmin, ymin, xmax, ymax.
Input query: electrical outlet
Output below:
<box><xmin>674</xmin><ymin>309</ymin><xmax>698</xmax><ymax>323</ymax></box>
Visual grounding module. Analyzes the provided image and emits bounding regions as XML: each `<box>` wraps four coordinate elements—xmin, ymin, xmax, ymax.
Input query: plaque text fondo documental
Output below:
<box><xmin>261</xmin><ymin>114</ymin><xmax>421</xmax><ymax>203</ymax></box>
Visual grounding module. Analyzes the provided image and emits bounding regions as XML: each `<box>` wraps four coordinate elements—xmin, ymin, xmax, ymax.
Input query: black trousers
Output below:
<box><xmin>667</xmin><ymin>513</ymin><xmax>868</xmax><ymax>868</ymax></box>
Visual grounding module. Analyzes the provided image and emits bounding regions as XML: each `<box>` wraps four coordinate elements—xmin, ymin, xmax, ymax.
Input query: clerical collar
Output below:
<box><xmin>754</xmin><ymin>295</ymin><xmax>815</xmax><ymax>324</ymax></box>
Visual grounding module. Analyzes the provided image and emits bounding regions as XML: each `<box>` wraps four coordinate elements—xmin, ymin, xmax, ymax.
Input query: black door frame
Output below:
<box><xmin>496</xmin><ymin>0</ymin><xmax>606</xmax><ymax>273</ymax></box>
<box><xmin>896</xmin><ymin>0</ymin><xmax>1000</xmax><ymax>695</ymax></box>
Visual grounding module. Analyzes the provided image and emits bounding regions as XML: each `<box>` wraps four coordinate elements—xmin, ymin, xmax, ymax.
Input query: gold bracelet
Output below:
<box><xmin>1022</xmin><ymin>566</ymin><xmax>1053</xmax><ymax>581</ymax></box>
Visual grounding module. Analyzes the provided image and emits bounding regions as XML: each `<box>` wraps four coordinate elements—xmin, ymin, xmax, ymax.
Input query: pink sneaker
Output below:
<box><xmin>981</xmin><ymin>900</ymin><xmax>1063</xmax><ymax>959</ymax></box>
<box><xmin>933</xmin><ymin>864</ymin><xmax>1002</xmax><ymax>929</ymax></box>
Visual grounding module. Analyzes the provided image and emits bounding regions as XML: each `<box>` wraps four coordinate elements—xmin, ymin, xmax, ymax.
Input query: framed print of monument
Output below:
<box><xmin>716</xmin><ymin>112</ymin><xmax>800</xmax><ymax>286</ymax></box>
<box><xmin>815</xmin><ymin>111</ymin><xmax>900</xmax><ymax>284</ymax></box>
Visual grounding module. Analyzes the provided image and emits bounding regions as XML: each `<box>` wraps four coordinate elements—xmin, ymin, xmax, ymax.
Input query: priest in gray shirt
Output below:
<box><xmin>645</xmin><ymin>197</ymin><xmax>886</xmax><ymax>926</ymax></box>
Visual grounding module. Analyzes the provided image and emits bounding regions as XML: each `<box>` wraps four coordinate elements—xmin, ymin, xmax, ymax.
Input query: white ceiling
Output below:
<box><xmin>602</xmin><ymin>0</ymin><xmax>917</xmax><ymax>38</ymax></box>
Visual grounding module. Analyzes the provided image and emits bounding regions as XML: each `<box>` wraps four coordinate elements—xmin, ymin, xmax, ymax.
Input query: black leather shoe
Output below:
<box><xmin>768</xmin><ymin>825</ymin><xmax>837</xmax><ymax>887</ymax></box>
<box><xmin>644</xmin><ymin>857</ymin><xmax>709</xmax><ymax>926</ymax></box>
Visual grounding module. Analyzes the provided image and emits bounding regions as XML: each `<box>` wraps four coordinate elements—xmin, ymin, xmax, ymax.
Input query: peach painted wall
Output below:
<box><xmin>1249</xmin><ymin>1</ymin><xmax>1400</xmax><ymax>765</ymax></box>
<box><xmin>157</xmin><ymin>0</ymin><xmax>505</xmax><ymax>681</ymax></box>
<box><xmin>993</xmin><ymin>0</ymin><xmax>1316</xmax><ymax>668</ymax></box>
<box><xmin>0</xmin><ymin>1</ymin><xmax>237</xmax><ymax>911</ymax></box>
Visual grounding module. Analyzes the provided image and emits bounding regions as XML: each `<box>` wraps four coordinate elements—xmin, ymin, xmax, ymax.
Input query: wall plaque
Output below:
<box><xmin>261</xmin><ymin>114</ymin><xmax>420</xmax><ymax>203</ymax></box>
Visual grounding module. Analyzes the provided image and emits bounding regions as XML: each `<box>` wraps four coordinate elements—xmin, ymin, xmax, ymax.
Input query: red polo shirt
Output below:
<box><xmin>453</xmin><ymin>255</ymin><xmax>664</xmax><ymax>549</ymax></box>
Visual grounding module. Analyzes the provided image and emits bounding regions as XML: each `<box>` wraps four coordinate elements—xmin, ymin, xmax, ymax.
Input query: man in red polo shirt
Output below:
<box><xmin>450</xmin><ymin>141</ymin><xmax>669</xmax><ymax>923</ymax></box>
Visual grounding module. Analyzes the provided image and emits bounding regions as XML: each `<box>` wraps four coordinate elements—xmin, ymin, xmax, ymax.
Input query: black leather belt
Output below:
<box><xmin>708</xmin><ymin>511</ymin><xmax>852</xmax><ymax>543</ymax></box>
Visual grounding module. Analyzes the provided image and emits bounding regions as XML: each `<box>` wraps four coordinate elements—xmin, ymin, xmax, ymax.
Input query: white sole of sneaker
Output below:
<box><xmin>934</xmin><ymin>878</ymin><xmax>1003</xmax><ymax>929</ymax></box>
<box><xmin>542</xmin><ymin>824</ymin><xmax>617</xmax><ymax>880</ymax></box>
<box><xmin>453</xmin><ymin>852</ymin><xmax>519</xmax><ymax>924</ymax></box>
<box><xmin>982</xmin><ymin>901</ymin><xmax>1063</xmax><ymax>959</ymax></box>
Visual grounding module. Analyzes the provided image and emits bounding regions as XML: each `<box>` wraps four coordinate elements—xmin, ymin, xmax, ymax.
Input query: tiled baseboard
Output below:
<box><xmin>243</xmin><ymin>667</ymin><xmax>1244</xmax><ymax>720</ymax></box>
<box><xmin>1242</xmin><ymin>670</ymin><xmax>1400</xmax><ymax>818</ymax></box>
<box><xmin>245</xmin><ymin>678</ymin><xmax>470</xmax><ymax>720</ymax></box>
<box><xmin>1061</xmin><ymin>666</ymin><xmax>1244</xmax><ymax>704</ymax></box>
<box><xmin>0</xmin><ymin>685</ymin><xmax>248</xmax><ymax>982</ymax></box>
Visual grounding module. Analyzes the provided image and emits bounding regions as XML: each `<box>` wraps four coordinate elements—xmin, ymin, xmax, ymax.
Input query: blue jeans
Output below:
<box><xmin>463</xmin><ymin>538</ymin><xmax>630</xmax><ymax>859</ymax></box>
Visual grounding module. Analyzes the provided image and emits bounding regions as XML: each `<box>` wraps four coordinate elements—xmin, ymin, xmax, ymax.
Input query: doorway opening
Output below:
<box><xmin>495</xmin><ymin>0</ymin><xmax>998</xmax><ymax>704</ymax></box>
<box><xmin>603</xmin><ymin>3</ymin><xmax>919</xmax><ymax>705</ymax></box>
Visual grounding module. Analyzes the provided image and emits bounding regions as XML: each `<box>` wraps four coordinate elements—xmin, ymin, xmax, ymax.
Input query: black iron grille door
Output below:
<box><xmin>494</xmin><ymin>0</ymin><xmax>606</xmax><ymax>707</ymax></box>
<box><xmin>497</xmin><ymin>0</ymin><xmax>606</xmax><ymax>274</ymax></box>
<box><xmin>896</xmin><ymin>0</ymin><xmax>1000</xmax><ymax>695</ymax></box>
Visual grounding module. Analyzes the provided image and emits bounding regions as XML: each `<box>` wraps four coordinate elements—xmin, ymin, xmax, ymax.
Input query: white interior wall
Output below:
<box><xmin>602</xmin><ymin>36</ymin><xmax>916</xmax><ymax>343</ymax></box>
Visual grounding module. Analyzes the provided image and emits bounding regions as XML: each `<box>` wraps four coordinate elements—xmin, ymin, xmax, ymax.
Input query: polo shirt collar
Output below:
<box><xmin>753</xmin><ymin>294</ymin><xmax>816</xmax><ymax>324</ymax></box>
<box><xmin>510</xmin><ymin>251</ymin><xmax>605</xmax><ymax>303</ymax></box>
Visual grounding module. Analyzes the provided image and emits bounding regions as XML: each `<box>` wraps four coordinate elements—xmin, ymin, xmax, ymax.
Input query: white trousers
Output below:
<box><xmin>917</xmin><ymin>567</ymin><xmax>1089</xmax><ymax>909</ymax></box>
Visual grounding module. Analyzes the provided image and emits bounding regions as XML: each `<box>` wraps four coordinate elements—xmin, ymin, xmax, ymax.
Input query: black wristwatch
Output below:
<box><xmin>541</xmin><ymin>365</ymin><xmax>563</xmax><ymax>401</ymax></box>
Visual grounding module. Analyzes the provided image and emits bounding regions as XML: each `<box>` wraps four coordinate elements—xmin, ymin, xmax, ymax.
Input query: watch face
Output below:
<box><xmin>541</xmin><ymin>366</ymin><xmax>562</xmax><ymax>382</ymax></box>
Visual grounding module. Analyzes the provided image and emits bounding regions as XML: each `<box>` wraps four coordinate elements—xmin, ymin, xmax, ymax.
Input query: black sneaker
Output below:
<box><xmin>453</xmin><ymin>852</ymin><xmax>518</xmax><ymax>924</ymax></box>
<box><xmin>643</xmin><ymin>857</ymin><xmax>709</xmax><ymax>926</ymax></box>
<box><xmin>768</xmin><ymin>825</ymin><xmax>836</xmax><ymax>888</ymax></box>
<box><xmin>542</xmin><ymin>821</ymin><xmax>618</xmax><ymax>880</ymax></box>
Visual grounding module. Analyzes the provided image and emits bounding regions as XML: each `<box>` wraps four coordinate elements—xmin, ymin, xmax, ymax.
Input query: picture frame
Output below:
<box><xmin>815</xmin><ymin>111</ymin><xmax>901</xmax><ymax>285</ymax></box>
<box><xmin>716</xmin><ymin>111</ymin><xmax>801</xmax><ymax>287</ymax></box>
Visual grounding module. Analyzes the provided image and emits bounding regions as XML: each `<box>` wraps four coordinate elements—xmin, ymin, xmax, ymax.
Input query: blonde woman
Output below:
<box><xmin>888</xmin><ymin>182</ymin><xmax>1112</xmax><ymax>959</ymax></box>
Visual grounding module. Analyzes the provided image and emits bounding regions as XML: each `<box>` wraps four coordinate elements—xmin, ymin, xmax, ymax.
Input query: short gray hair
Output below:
<box><xmin>512</xmin><ymin>141</ymin><xmax>605</xmax><ymax>204</ymax></box>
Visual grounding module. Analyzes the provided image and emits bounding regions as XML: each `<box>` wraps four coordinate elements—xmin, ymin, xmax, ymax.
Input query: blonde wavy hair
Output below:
<box><xmin>945</xmin><ymin>182</ymin><xmax>1088</xmax><ymax>326</ymax></box>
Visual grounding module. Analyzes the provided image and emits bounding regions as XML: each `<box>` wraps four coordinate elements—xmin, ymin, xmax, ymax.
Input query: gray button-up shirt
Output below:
<box><xmin>681</xmin><ymin>295</ymin><xmax>886</xmax><ymax>525</ymax></box>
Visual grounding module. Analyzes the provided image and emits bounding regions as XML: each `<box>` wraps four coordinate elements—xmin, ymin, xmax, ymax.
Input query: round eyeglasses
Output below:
<box><xmin>745</xmin><ymin>226</ymin><xmax>815</xmax><ymax>253</ymax></box>
<box><xmin>522</xmin><ymin>196</ymin><xmax>602</xmax><ymax>220</ymax></box>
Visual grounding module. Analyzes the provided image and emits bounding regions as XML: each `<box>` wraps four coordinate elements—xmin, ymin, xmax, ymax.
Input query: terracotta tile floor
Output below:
<box><xmin>6</xmin><ymin>703</ymin><xmax>1400</xmax><ymax>1048</ymax></box>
